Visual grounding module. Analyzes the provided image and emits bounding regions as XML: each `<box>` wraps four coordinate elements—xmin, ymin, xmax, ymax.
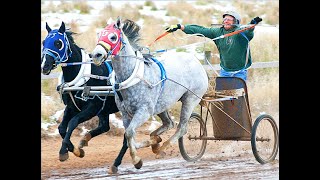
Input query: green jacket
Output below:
<box><xmin>183</xmin><ymin>25</ymin><xmax>254</xmax><ymax>71</ymax></box>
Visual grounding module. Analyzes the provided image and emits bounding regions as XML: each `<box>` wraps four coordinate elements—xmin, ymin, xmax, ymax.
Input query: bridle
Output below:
<box><xmin>42</xmin><ymin>30</ymin><xmax>73</xmax><ymax>68</ymax></box>
<box><xmin>96</xmin><ymin>23</ymin><xmax>125</xmax><ymax>62</ymax></box>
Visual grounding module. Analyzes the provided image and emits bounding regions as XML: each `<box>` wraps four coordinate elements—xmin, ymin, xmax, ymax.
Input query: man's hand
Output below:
<box><xmin>165</xmin><ymin>24</ymin><xmax>181</xmax><ymax>33</ymax></box>
<box><xmin>250</xmin><ymin>17</ymin><xmax>262</xmax><ymax>24</ymax></box>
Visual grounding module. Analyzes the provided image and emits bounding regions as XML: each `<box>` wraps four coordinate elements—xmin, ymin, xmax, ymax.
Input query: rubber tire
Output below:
<box><xmin>178</xmin><ymin>113</ymin><xmax>207</xmax><ymax>162</ymax></box>
<box><xmin>251</xmin><ymin>114</ymin><xmax>279</xmax><ymax>164</ymax></box>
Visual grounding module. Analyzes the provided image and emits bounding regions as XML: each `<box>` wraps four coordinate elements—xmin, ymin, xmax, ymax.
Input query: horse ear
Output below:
<box><xmin>46</xmin><ymin>22</ymin><xmax>52</xmax><ymax>32</ymax></box>
<box><xmin>106</xmin><ymin>17</ymin><xmax>113</xmax><ymax>25</ymax></box>
<box><xmin>115</xmin><ymin>16</ymin><xmax>123</xmax><ymax>29</ymax></box>
<box><xmin>58</xmin><ymin>21</ymin><xmax>66</xmax><ymax>33</ymax></box>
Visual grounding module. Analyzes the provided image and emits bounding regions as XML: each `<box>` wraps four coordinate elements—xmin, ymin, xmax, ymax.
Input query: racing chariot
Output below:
<box><xmin>178</xmin><ymin>76</ymin><xmax>279</xmax><ymax>164</ymax></box>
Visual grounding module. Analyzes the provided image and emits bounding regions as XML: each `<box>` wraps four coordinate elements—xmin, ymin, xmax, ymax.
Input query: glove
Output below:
<box><xmin>250</xmin><ymin>17</ymin><xmax>262</xmax><ymax>24</ymax></box>
<box><xmin>165</xmin><ymin>24</ymin><xmax>181</xmax><ymax>33</ymax></box>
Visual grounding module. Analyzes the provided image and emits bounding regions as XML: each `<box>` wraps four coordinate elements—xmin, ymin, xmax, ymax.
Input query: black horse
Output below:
<box><xmin>41</xmin><ymin>22</ymin><xmax>129</xmax><ymax>170</ymax></box>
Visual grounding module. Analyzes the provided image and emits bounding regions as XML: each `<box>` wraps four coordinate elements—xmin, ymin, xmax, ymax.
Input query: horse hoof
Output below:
<box><xmin>155</xmin><ymin>151</ymin><xmax>166</xmax><ymax>159</ymax></box>
<box><xmin>151</xmin><ymin>135</ymin><xmax>162</xmax><ymax>143</ymax></box>
<box><xmin>59</xmin><ymin>153</ymin><xmax>69</xmax><ymax>162</ymax></box>
<box><xmin>78</xmin><ymin>140</ymin><xmax>88</xmax><ymax>149</ymax></box>
<box><xmin>108</xmin><ymin>165</ymin><xmax>118</xmax><ymax>174</ymax></box>
<box><xmin>78</xmin><ymin>149</ymin><xmax>85</xmax><ymax>158</ymax></box>
<box><xmin>73</xmin><ymin>148</ymin><xmax>85</xmax><ymax>158</ymax></box>
<box><xmin>134</xmin><ymin>160</ymin><xmax>143</xmax><ymax>169</ymax></box>
<box><xmin>155</xmin><ymin>136</ymin><xmax>162</xmax><ymax>143</ymax></box>
<box><xmin>151</xmin><ymin>143</ymin><xmax>160</xmax><ymax>154</ymax></box>
<box><xmin>78</xmin><ymin>133</ymin><xmax>91</xmax><ymax>148</ymax></box>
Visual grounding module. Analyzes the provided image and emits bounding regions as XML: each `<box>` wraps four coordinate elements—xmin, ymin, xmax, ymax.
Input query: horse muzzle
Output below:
<box><xmin>41</xmin><ymin>55</ymin><xmax>56</xmax><ymax>75</ymax></box>
<box><xmin>92</xmin><ymin>45</ymin><xmax>108</xmax><ymax>66</ymax></box>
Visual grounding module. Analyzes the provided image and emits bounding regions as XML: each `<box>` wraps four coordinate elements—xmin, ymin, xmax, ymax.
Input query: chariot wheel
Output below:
<box><xmin>251</xmin><ymin>114</ymin><xmax>279</xmax><ymax>164</ymax></box>
<box><xmin>178</xmin><ymin>113</ymin><xmax>207</xmax><ymax>162</ymax></box>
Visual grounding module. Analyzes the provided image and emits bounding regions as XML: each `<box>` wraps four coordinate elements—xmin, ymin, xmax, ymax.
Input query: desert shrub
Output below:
<box><xmin>73</xmin><ymin>0</ymin><xmax>92</xmax><ymax>14</ymax></box>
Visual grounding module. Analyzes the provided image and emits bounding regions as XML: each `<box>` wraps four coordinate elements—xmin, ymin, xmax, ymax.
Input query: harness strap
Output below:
<box><xmin>111</xmin><ymin>52</ymin><xmax>145</xmax><ymax>90</ymax></box>
<box><xmin>113</xmin><ymin>84</ymin><xmax>123</xmax><ymax>101</ymax></box>
<box><xmin>240</xmin><ymin>32</ymin><xmax>250</xmax><ymax>69</ymax></box>
<box><xmin>64</xmin><ymin>49</ymin><xmax>90</xmax><ymax>87</ymax></box>
<box><xmin>68</xmin><ymin>92</ymin><xmax>81</xmax><ymax>111</ymax></box>
<box><xmin>96</xmin><ymin>95</ymin><xmax>107</xmax><ymax>115</ymax></box>
<box><xmin>150</xmin><ymin>57</ymin><xmax>167</xmax><ymax>89</ymax></box>
<box><xmin>104</xmin><ymin>61</ymin><xmax>113</xmax><ymax>75</ymax></box>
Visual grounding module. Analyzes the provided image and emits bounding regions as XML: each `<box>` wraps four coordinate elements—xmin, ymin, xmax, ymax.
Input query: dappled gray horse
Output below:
<box><xmin>91</xmin><ymin>18</ymin><xmax>208</xmax><ymax>169</ymax></box>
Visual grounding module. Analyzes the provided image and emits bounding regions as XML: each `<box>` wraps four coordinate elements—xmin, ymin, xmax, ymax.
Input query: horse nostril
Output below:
<box><xmin>95</xmin><ymin>53</ymin><xmax>102</xmax><ymax>58</ymax></box>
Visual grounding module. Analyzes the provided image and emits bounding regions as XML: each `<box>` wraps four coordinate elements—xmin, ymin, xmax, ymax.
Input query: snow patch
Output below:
<box><xmin>110</xmin><ymin>114</ymin><xmax>124</xmax><ymax>129</ymax></box>
<box><xmin>49</xmin><ymin>109</ymin><xmax>64</xmax><ymax>121</ymax></box>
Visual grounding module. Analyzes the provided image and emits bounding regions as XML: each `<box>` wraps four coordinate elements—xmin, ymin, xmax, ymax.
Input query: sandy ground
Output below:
<box><xmin>41</xmin><ymin>126</ymin><xmax>181</xmax><ymax>175</ymax></box>
<box><xmin>41</xmin><ymin>119</ymin><xmax>279</xmax><ymax>179</ymax></box>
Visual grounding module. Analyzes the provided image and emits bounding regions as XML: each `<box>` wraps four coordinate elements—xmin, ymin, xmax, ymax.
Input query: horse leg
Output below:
<box><xmin>108</xmin><ymin>133</ymin><xmax>128</xmax><ymax>174</ymax></box>
<box><xmin>107</xmin><ymin>113</ymin><xmax>131</xmax><ymax>174</ymax></box>
<box><xmin>57</xmin><ymin>107</ymin><xmax>75</xmax><ymax>161</ymax></box>
<box><xmin>109</xmin><ymin>110</ymin><xmax>159</xmax><ymax>174</ymax></box>
<box><xmin>58</xmin><ymin>107</ymin><xmax>74</xmax><ymax>139</ymax></box>
<box><xmin>59</xmin><ymin>108</ymin><xmax>97</xmax><ymax>161</ymax></box>
<box><xmin>130</xmin><ymin>114</ymin><xmax>169</xmax><ymax>150</ymax></box>
<box><xmin>78</xmin><ymin>113</ymin><xmax>110</xmax><ymax>148</ymax></box>
<box><xmin>125</xmin><ymin>108</ymin><xmax>151</xmax><ymax>169</ymax></box>
<box><xmin>150</xmin><ymin>111</ymin><xmax>174</xmax><ymax>154</ymax></box>
<box><xmin>79</xmin><ymin>99</ymin><xmax>119</xmax><ymax>148</ymax></box>
<box><xmin>131</xmin><ymin>111</ymin><xmax>174</xmax><ymax>151</ymax></box>
<box><xmin>156</xmin><ymin>97</ymin><xmax>200</xmax><ymax>159</ymax></box>
<box><xmin>59</xmin><ymin>114</ymin><xmax>83</xmax><ymax>161</ymax></box>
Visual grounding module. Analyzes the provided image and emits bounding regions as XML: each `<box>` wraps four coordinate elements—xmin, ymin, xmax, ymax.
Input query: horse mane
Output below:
<box><xmin>122</xmin><ymin>19</ymin><xmax>142</xmax><ymax>51</ymax></box>
<box><xmin>65</xmin><ymin>30</ymin><xmax>76</xmax><ymax>43</ymax></box>
<box><xmin>65</xmin><ymin>30</ymin><xmax>83</xmax><ymax>51</ymax></box>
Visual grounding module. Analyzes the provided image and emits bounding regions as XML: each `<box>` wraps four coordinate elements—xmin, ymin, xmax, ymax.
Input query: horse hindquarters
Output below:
<box><xmin>156</xmin><ymin>53</ymin><xmax>208</xmax><ymax>155</ymax></box>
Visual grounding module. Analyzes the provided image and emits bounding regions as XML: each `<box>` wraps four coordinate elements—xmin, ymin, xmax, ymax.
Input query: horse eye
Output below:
<box><xmin>55</xmin><ymin>39</ymin><xmax>64</xmax><ymax>50</ymax></box>
<box><xmin>108</xmin><ymin>33</ymin><xmax>118</xmax><ymax>44</ymax></box>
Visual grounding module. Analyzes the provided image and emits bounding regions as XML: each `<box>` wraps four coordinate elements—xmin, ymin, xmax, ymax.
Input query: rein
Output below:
<box><xmin>147</xmin><ymin>31</ymin><xmax>169</xmax><ymax>47</ymax></box>
<box><xmin>149</xmin><ymin>24</ymin><xmax>256</xmax><ymax>52</ymax></box>
<box><xmin>212</xmin><ymin>24</ymin><xmax>256</xmax><ymax>41</ymax></box>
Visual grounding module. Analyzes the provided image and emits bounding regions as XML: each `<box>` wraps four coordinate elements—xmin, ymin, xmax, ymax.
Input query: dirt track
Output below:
<box><xmin>41</xmin><ymin>123</ymin><xmax>279</xmax><ymax>179</ymax></box>
<box><xmin>45</xmin><ymin>155</ymin><xmax>279</xmax><ymax>180</ymax></box>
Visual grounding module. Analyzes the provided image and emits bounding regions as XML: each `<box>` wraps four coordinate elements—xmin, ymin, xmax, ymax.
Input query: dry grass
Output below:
<box><xmin>73</xmin><ymin>26</ymin><xmax>98</xmax><ymax>52</ymax></box>
<box><xmin>41</xmin><ymin>1</ymin><xmax>58</xmax><ymax>13</ymax></box>
<box><xmin>58</xmin><ymin>1</ymin><xmax>74</xmax><ymax>13</ymax></box>
<box><xmin>41</xmin><ymin>78</ymin><xmax>61</xmax><ymax>99</ymax></box>
<box><xmin>69</xmin><ymin>20</ymin><xmax>81</xmax><ymax>33</ymax></box>
<box><xmin>42</xmin><ymin>0</ymin><xmax>92</xmax><ymax>14</ymax></box>
<box><xmin>41</xmin><ymin>92</ymin><xmax>64</xmax><ymax>123</ymax></box>
<box><xmin>92</xmin><ymin>3</ymin><xmax>141</xmax><ymax>29</ymax></box>
<box><xmin>233</xmin><ymin>0</ymin><xmax>279</xmax><ymax>25</ymax></box>
<box><xmin>41</xmin><ymin>29</ymin><xmax>47</xmax><ymax>43</ymax></box>
<box><xmin>247</xmin><ymin>68</ymin><xmax>279</xmax><ymax>124</ymax></box>
<box><xmin>73</xmin><ymin>0</ymin><xmax>91</xmax><ymax>14</ymax></box>
<box><xmin>166</xmin><ymin>1</ymin><xmax>216</xmax><ymax>26</ymax></box>
<box><xmin>251</xmin><ymin>27</ymin><xmax>279</xmax><ymax>62</ymax></box>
